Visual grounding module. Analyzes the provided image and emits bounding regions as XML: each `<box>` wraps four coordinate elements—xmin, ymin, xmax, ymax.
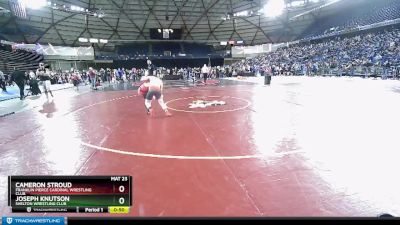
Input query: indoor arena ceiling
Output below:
<box><xmin>0</xmin><ymin>0</ymin><xmax>343</xmax><ymax>51</ymax></box>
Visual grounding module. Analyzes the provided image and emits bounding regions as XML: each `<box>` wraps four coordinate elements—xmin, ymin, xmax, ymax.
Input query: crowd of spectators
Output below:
<box><xmin>232</xmin><ymin>28</ymin><xmax>400</xmax><ymax>79</ymax></box>
<box><xmin>300</xmin><ymin>0</ymin><xmax>400</xmax><ymax>40</ymax></box>
<box><xmin>5</xmin><ymin>26</ymin><xmax>400</xmax><ymax>98</ymax></box>
<box><xmin>0</xmin><ymin>66</ymin><xmax>150</xmax><ymax>96</ymax></box>
<box><xmin>0</xmin><ymin>65</ymin><xmax>233</xmax><ymax>97</ymax></box>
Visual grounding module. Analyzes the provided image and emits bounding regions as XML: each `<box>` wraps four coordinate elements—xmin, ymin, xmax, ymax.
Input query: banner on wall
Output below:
<box><xmin>11</xmin><ymin>43</ymin><xmax>94</xmax><ymax>60</ymax></box>
<box><xmin>38</xmin><ymin>44</ymin><xmax>94</xmax><ymax>60</ymax></box>
<box><xmin>231</xmin><ymin>43</ymin><xmax>284</xmax><ymax>58</ymax></box>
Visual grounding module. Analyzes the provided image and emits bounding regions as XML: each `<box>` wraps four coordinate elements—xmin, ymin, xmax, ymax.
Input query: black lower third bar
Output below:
<box><xmin>67</xmin><ymin>217</ymin><xmax>215</xmax><ymax>225</ymax></box>
<box><xmin>66</xmin><ymin>217</ymin><xmax>400</xmax><ymax>225</ymax></box>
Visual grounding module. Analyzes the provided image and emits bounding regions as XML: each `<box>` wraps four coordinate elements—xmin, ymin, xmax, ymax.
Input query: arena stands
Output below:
<box><xmin>0</xmin><ymin>44</ymin><xmax>43</xmax><ymax>76</ymax></box>
<box><xmin>98</xmin><ymin>43</ymin><xmax>215</xmax><ymax>60</ymax></box>
<box><xmin>232</xmin><ymin>27</ymin><xmax>400</xmax><ymax>78</ymax></box>
<box><xmin>117</xmin><ymin>43</ymin><xmax>149</xmax><ymax>58</ymax></box>
<box><xmin>152</xmin><ymin>43</ymin><xmax>181</xmax><ymax>56</ymax></box>
<box><xmin>300</xmin><ymin>0</ymin><xmax>400</xmax><ymax>39</ymax></box>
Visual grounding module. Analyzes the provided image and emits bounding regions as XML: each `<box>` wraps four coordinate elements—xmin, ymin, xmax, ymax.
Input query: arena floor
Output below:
<box><xmin>1</xmin><ymin>76</ymin><xmax>400</xmax><ymax>217</ymax></box>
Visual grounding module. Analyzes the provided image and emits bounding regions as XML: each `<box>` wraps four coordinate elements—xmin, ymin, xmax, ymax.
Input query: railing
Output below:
<box><xmin>273</xmin><ymin>65</ymin><xmax>400</xmax><ymax>79</ymax></box>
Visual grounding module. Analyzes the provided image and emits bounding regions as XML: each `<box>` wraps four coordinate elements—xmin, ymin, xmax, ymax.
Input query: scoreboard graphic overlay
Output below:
<box><xmin>8</xmin><ymin>176</ymin><xmax>132</xmax><ymax>214</ymax></box>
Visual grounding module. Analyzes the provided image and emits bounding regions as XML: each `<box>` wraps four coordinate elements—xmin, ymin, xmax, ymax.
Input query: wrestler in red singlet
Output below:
<box><xmin>139</xmin><ymin>76</ymin><xmax>172</xmax><ymax>117</ymax></box>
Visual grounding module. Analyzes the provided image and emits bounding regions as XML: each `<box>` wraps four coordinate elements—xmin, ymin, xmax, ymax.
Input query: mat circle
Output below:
<box><xmin>165</xmin><ymin>96</ymin><xmax>251</xmax><ymax>113</ymax></box>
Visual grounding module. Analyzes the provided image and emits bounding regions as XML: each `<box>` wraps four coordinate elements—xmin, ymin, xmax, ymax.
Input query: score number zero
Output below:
<box><xmin>116</xmin><ymin>184</ymin><xmax>127</xmax><ymax>205</ymax></box>
<box><xmin>111</xmin><ymin>177</ymin><xmax>129</xmax><ymax>205</ymax></box>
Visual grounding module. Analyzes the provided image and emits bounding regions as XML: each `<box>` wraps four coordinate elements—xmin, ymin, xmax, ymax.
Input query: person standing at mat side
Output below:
<box><xmin>139</xmin><ymin>76</ymin><xmax>172</xmax><ymax>117</ymax></box>
<box><xmin>147</xmin><ymin>59</ymin><xmax>156</xmax><ymax>76</ymax></box>
<box><xmin>10</xmin><ymin>68</ymin><xmax>28</xmax><ymax>100</ymax></box>
<box><xmin>88</xmin><ymin>67</ymin><xmax>97</xmax><ymax>90</ymax></box>
<box><xmin>37</xmin><ymin>65</ymin><xmax>53</xmax><ymax>98</ymax></box>
<box><xmin>0</xmin><ymin>70</ymin><xmax>7</xmax><ymax>92</ymax></box>
<box><xmin>201</xmin><ymin>64</ymin><xmax>209</xmax><ymax>84</ymax></box>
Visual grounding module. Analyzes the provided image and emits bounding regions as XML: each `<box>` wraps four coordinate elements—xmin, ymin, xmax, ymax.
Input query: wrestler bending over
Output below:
<box><xmin>138</xmin><ymin>76</ymin><xmax>172</xmax><ymax>117</ymax></box>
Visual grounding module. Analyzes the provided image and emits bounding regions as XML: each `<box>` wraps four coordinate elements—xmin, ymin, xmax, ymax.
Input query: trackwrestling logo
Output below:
<box><xmin>188</xmin><ymin>100</ymin><xmax>226</xmax><ymax>109</ymax></box>
<box><xmin>2</xmin><ymin>217</ymin><xmax>64</xmax><ymax>225</ymax></box>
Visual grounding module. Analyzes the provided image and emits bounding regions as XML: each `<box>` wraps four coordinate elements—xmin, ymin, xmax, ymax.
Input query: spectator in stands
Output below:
<box><xmin>383</xmin><ymin>60</ymin><xmax>391</xmax><ymax>79</ymax></box>
<box><xmin>232</xmin><ymin>28</ymin><xmax>400</xmax><ymax>78</ymax></box>
<box><xmin>10</xmin><ymin>67</ymin><xmax>28</xmax><ymax>100</ymax></box>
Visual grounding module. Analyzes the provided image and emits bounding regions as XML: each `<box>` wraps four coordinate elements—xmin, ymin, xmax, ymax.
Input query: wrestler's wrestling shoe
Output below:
<box><xmin>164</xmin><ymin>110</ymin><xmax>172</xmax><ymax>117</ymax></box>
<box><xmin>147</xmin><ymin>108</ymin><xmax>153</xmax><ymax>116</ymax></box>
